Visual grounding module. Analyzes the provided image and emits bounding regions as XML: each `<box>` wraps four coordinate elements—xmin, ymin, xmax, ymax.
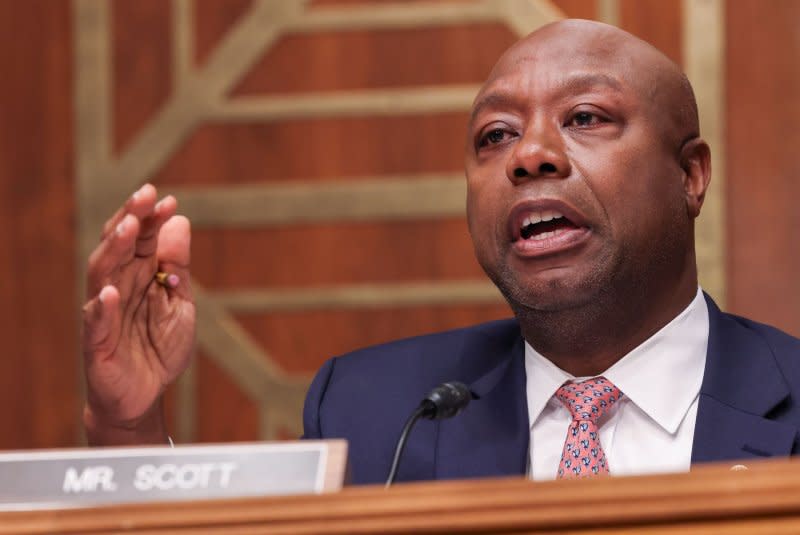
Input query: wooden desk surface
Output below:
<box><xmin>5</xmin><ymin>457</ymin><xmax>800</xmax><ymax>534</ymax></box>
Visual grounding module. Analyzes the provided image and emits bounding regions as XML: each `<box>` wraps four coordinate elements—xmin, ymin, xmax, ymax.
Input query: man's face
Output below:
<box><xmin>465</xmin><ymin>28</ymin><xmax>692</xmax><ymax>313</ymax></box>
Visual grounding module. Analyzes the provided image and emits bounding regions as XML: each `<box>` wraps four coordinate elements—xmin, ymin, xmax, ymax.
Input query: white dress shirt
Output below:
<box><xmin>525</xmin><ymin>287</ymin><xmax>709</xmax><ymax>480</ymax></box>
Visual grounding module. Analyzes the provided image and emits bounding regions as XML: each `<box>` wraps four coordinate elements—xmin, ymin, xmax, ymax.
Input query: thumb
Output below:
<box><xmin>156</xmin><ymin>215</ymin><xmax>190</xmax><ymax>267</ymax></box>
<box><xmin>156</xmin><ymin>215</ymin><xmax>192</xmax><ymax>300</ymax></box>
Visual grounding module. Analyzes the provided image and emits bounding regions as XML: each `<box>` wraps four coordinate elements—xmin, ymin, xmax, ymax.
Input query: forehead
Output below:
<box><xmin>490</xmin><ymin>23</ymin><xmax>635</xmax><ymax>81</ymax></box>
<box><xmin>471</xmin><ymin>70</ymin><xmax>628</xmax><ymax>121</ymax></box>
<box><xmin>470</xmin><ymin>31</ymin><xmax>652</xmax><ymax>119</ymax></box>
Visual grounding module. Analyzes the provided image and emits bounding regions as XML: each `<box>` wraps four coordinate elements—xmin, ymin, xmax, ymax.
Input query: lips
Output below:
<box><xmin>508</xmin><ymin>199</ymin><xmax>591</xmax><ymax>257</ymax></box>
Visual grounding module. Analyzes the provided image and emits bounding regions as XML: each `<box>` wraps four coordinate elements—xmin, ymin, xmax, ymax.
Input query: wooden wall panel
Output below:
<box><xmin>233</xmin><ymin>25</ymin><xmax>516</xmax><ymax>93</ymax></box>
<box><xmin>111</xmin><ymin>0</ymin><xmax>172</xmax><ymax>153</ymax></box>
<box><xmin>191</xmin><ymin>220</ymin><xmax>486</xmax><ymax>288</ymax></box>
<box><xmin>194</xmin><ymin>0</ymin><xmax>254</xmax><ymax>66</ymax></box>
<box><xmin>620</xmin><ymin>0</ymin><xmax>683</xmax><ymax>66</ymax></box>
<box><xmin>310</xmin><ymin>0</ymin><xmax>471</xmax><ymax>6</ymax></box>
<box><xmin>235</xmin><ymin>304</ymin><xmax>514</xmax><ymax>373</ymax></box>
<box><xmin>0</xmin><ymin>0</ymin><xmax>77</xmax><ymax>449</ymax></box>
<box><xmin>550</xmin><ymin>0</ymin><xmax>596</xmax><ymax>20</ymax></box>
<box><xmin>155</xmin><ymin>115</ymin><xmax>471</xmax><ymax>185</ymax></box>
<box><xmin>174</xmin><ymin>3</ymin><xmax>519</xmax><ymax>441</ymax></box>
<box><xmin>0</xmin><ymin>0</ymin><xmax>795</xmax><ymax>450</ymax></box>
<box><xmin>726</xmin><ymin>0</ymin><xmax>800</xmax><ymax>336</ymax></box>
<box><xmin>194</xmin><ymin>351</ymin><xmax>260</xmax><ymax>443</ymax></box>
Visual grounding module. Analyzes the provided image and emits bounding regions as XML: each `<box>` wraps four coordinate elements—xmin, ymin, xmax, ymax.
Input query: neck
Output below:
<box><xmin>514</xmin><ymin>276</ymin><xmax>698</xmax><ymax>377</ymax></box>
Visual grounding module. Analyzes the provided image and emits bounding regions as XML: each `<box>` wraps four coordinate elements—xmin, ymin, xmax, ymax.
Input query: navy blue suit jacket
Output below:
<box><xmin>303</xmin><ymin>296</ymin><xmax>800</xmax><ymax>485</ymax></box>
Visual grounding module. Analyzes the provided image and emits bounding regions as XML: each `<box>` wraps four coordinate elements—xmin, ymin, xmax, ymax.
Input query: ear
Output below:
<box><xmin>679</xmin><ymin>138</ymin><xmax>712</xmax><ymax>218</ymax></box>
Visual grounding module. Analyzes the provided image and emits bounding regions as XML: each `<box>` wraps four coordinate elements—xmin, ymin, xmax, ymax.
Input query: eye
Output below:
<box><xmin>566</xmin><ymin>110</ymin><xmax>608</xmax><ymax>128</ymax></box>
<box><xmin>478</xmin><ymin>128</ymin><xmax>512</xmax><ymax>148</ymax></box>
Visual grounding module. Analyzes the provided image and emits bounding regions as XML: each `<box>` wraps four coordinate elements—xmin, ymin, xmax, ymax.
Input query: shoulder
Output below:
<box><xmin>302</xmin><ymin>318</ymin><xmax>521</xmax><ymax>482</ymax></box>
<box><xmin>719</xmin><ymin>310</ymin><xmax>800</xmax><ymax>366</ymax></box>
<box><xmin>706</xmin><ymin>293</ymin><xmax>800</xmax><ymax>356</ymax></box>
<box><xmin>709</xmin><ymin>297</ymin><xmax>800</xmax><ymax>398</ymax></box>
<box><xmin>302</xmin><ymin>318</ymin><xmax>520</xmax><ymax>435</ymax></box>
<box><xmin>330</xmin><ymin>318</ymin><xmax>521</xmax><ymax>372</ymax></box>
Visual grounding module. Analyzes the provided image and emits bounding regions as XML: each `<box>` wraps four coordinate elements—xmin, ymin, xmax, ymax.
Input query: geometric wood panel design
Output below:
<box><xmin>724</xmin><ymin>0</ymin><xmax>800</xmax><ymax>337</ymax></box>
<box><xmin>73</xmin><ymin>0</ymin><xmax>724</xmax><ymax>442</ymax></box>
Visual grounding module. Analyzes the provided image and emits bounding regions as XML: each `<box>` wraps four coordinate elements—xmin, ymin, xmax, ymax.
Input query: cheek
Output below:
<box><xmin>587</xmin><ymin>144</ymin><xmax>681</xmax><ymax>232</ymax></box>
<box><xmin>466</xmin><ymin>179</ymin><xmax>492</xmax><ymax>239</ymax></box>
<box><xmin>466</xmin><ymin>174</ymin><xmax>505</xmax><ymax>251</ymax></box>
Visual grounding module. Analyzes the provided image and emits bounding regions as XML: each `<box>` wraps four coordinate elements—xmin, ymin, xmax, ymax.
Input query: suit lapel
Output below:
<box><xmin>692</xmin><ymin>295</ymin><xmax>797</xmax><ymax>464</ymax></box>
<box><xmin>435</xmin><ymin>326</ymin><xmax>529</xmax><ymax>479</ymax></box>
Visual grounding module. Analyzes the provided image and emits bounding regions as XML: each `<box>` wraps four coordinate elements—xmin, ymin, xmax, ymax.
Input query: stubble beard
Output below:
<box><xmin>482</xmin><ymin>231</ymin><xmax>692</xmax><ymax>368</ymax></box>
<box><xmin>485</xmin><ymin>245</ymin><xmax>630</xmax><ymax>359</ymax></box>
<box><xmin>475</xmin><ymin>203</ymin><xmax>695</xmax><ymax>368</ymax></box>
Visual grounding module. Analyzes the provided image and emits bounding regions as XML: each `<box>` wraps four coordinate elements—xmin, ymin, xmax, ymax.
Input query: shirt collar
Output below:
<box><xmin>525</xmin><ymin>287</ymin><xmax>709</xmax><ymax>434</ymax></box>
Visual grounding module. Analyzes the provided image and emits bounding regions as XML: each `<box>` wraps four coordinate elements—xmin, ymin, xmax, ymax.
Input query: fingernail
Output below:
<box><xmin>116</xmin><ymin>220</ymin><xmax>126</xmax><ymax>235</ymax></box>
<box><xmin>167</xmin><ymin>274</ymin><xmax>180</xmax><ymax>287</ymax></box>
<box><xmin>131</xmin><ymin>189</ymin><xmax>141</xmax><ymax>201</ymax></box>
<box><xmin>154</xmin><ymin>199</ymin><xmax>164</xmax><ymax>212</ymax></box>
<box><xmin>98</xmin><ymin>285</ymin><xmax>111</xmax><ymax>305</ymax></box>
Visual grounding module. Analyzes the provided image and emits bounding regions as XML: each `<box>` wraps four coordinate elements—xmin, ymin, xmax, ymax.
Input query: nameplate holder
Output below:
<box><xmin>0</xmin><ymin>440</ymin><xmax>347</xmax><ymax>510</ymax></box>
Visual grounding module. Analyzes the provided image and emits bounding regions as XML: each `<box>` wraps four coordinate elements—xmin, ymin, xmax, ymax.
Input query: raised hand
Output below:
<box><xmin>82</xmin><ymin>184</ymin><xmax>195</xmax><ymax>445</ymax></box>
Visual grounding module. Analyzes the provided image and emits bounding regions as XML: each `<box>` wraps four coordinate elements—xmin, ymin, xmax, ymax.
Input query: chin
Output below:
<box><xmin>488</xmin><ymin>265</ymin><xmax>607</xmax><ymax>314</ymax></box>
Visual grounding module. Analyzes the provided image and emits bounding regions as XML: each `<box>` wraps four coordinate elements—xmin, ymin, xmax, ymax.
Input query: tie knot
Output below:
<box><xmin>555</xmin><ymin>377</ymin><xmax>623</xmax><ymax>424</ymax></box>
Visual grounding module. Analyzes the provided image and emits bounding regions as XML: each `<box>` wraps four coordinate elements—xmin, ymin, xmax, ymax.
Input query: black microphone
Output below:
<box><xmin>385</xmin><ymin>382</ymin><xmax>472</xmax><ymax>487</ymax></box>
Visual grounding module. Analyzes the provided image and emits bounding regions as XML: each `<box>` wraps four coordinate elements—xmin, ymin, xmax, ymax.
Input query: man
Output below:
<box><xmin>82</xmin><ymin>20</ymin><xmax>800</xmax><ymax>485</ymax></box>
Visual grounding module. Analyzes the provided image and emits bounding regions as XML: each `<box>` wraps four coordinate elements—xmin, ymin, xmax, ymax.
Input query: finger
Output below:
<box><xmin>101</xmin><ymin>184</ymin><xmax>158</xmax><ymax>241</ymax></box>
<box><xmin>87</xmin><ymin>214</ymin><xmax>141</xmax><ymax>297</ymax></box>
<box><xmin>155</xmin><ymin>215</ymin><xmax>192</xmax><ymax>301</ymax></box>
<box><xmin>134</xmin><ymin>195</ymin><xmax>178</xmax><ymax>258</ymax></box>
<box><xmin>82</xmin><ymin>285</ymin><xmax>122</xmax><ymax>363</ymax></box>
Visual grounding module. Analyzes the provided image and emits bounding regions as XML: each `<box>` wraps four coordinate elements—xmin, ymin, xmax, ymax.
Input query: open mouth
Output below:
<box><xmin>508</xmin><ymin>201</ymin><xmax>591</xmax><ymax>257</ymax></box>
<box><xmin>519</xmin><ymin>210</ymin><xmax>580</xmax><ymax>241</ymax></box>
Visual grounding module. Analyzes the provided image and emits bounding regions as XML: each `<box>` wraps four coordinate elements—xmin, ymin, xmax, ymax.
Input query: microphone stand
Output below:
<box><xmin>385</xmin><ymin>403</ymin><xmax>431</xmax><ymax>487</ymax></box>
<box><xmin>385</xmin><ymin>382</ymin><xmax>471</xmax><ymax>487</ymax></box>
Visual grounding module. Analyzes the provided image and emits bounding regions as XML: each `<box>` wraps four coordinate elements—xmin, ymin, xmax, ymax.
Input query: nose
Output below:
<box><xmin>505</xmin><ymin>121</ymin><xmax>570</xmax><ymax>184</ymax></box>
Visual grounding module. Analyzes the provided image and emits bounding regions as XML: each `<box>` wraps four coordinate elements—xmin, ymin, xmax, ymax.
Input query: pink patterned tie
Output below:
<box><xmin>556</xmin><ymin>377</ymin><xmax>623</xmax><ymax>479</ymax></box>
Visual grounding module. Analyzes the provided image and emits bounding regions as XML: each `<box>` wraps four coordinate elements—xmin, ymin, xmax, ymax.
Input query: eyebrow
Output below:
<box><xmin>558</xmin><ymin>72</ymin><xmax>624</xmax><ymax>94</ymax></box>
<box><xmin>469</xmin><ymin>73</ymin><xmax>625</xmax><ymax>124</ymax></box>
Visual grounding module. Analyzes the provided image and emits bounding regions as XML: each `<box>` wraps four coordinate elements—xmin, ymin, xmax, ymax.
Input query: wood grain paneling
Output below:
<box><xmin>0</xmin><ymin>0</ymin><xmax>77</xmax><ymax>448</ymax></box>
<box><xmin>726</xmin><ymin>0</ymin><xmax>800</xmax><ymax>336</ymax></box>
<box><xmin>236</xmin><ymin>304</ymin><xmax>512</xmax><ymax>374</ymax></box>
<box><xmin>191</xmin><ymin>302</ymin><xmax>511</xmax><ymax>442</ymax></box>
<box><xmin>233</xmin><ymin>25</ymin><xmax>516</xmax><ymax>94</ymax></box>
<box><xmin>191</xmin><ymin>220</ymin><xmax>484</xmax><ymax>288</ymax></box>
<box><xmin>311</xmin><ymin>0</ymin><xmax>471</xmax><ymax>6</ymax></box>
<box><xmin>155</xmin><ymin>114</ymin><xmax>470</xmax><ymax>185</ymax></box>
<box><xmin>1</xmin><ymin>0</ymin><xmax>794</xmax><ymax>450</ymax></box>
<box><xmin>195</xmin><ymin>350</ymin><xmax>260</xmax><ymax>443</ymax></box>
<box><xmin>154</xmin><ymin>4</ymin><xmax>524</xmax><ymax>442</ymax></box>
<box><xmin>550</xmin><ymin>0</ymin><xmax>596</xmax><ymax>20</ymax></box>
<box><xmin>111</xmin><ymin>0</ymin><xmax>172</xmax><ymax>153</ymax></box>
<box><xmin>620</xmin><ymin>0</ymin><xmax>682</xmax><ymax>65</ymax></box>
<box><xmin>194</xmin><ymin>0</ymin><xmax>254</xmax><ymax>67</ymax></box>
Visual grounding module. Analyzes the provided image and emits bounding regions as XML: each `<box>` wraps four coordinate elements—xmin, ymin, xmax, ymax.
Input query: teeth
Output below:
<box><xmin>520</xmin><ymin>210</ymin><xmax>565</xmax><ymax>232</ymax></box>
<box><xmin>528</xmin><ymin>228</ymin><xmax>567</xmax><ymax>241</ymax></box>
